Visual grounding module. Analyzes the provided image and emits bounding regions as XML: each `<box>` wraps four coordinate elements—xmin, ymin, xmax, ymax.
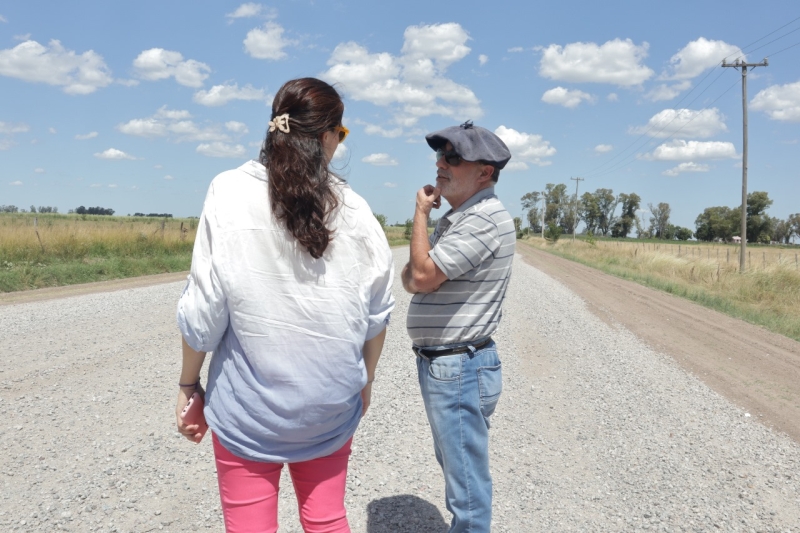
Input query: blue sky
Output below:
<box><xmin>1</xmin><ymin>1</ymin><xmax>799</xmax><ymax>232</ymax></box>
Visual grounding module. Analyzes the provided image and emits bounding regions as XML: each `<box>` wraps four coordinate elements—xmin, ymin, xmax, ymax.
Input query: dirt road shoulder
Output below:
<box><xmin>517</xmin><ymin>243</ymin><xmax>800</xmax><ymax>443</ymax></box>
<box><xmin>0</xmin><ymin>271</ymin><xmax>189</xmax><ymax>306</ymax></box>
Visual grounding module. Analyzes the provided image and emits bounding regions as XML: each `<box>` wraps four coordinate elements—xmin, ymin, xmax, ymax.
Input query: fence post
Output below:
<box><xmin>763</xmin><ymin>252</ymin><xmax>766</xmax><ymax>269</ymax></box>
<box><xmin>727</xmin><ymin>249</ymin><xmax>729</xmax><ymax>263</ymax></box>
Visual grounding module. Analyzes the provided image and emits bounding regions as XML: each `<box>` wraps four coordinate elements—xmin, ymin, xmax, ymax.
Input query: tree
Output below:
<box><xmin>745</xmin><ymin>191</ymin><xmax>773</xmax><ymax>243</ymax></box>
<box><xmin>634</xmin><ymin>213</ymin><xmax>650</xmax><ymax>239</ymax></box>
<box><xmin>773</xmin><ymin>218</ymin><xmax>791</xmax><ymax>244</ymax></box>
<box><xmin>520</xmin><ymin>191</ymin><xmax>542</xmax><ymax>232</ymax></box>
<box><xmin>544</xmin><ymin>183</ymin><xmax>569</xmax><ymax>229</ymax></box>
<box><xmin>0</xmin><ymin>205</ymin><xmax>20</xmax><ymax>213</ymax></box>
<box><xmin>594</xmin><ymin>188</ymin><xmax>618</xmax><ymax>236</ymax></box>
<box><xmin>373</xmin><ymin>213</ymin><xmax>387</xmax><ymax>230</ymax></box>
<box><xmin>611</xmin><ymin>192</ymin><xmax>640</xmax><ymax>238</ymax></box>
<box><xmin>789</xmin><ymin>213</ymin><xmax>800</xmax><ymax>244</ymax></box>
<box><xmin>674</xmin><ymin>227</ymin><xmax>693</xmax><ymax>240</ymax></box>
<box><xmin>30</xmin><ymin>205</ymin><xmax>37</xmax><ymax>213</ymax></box>
<box><xmin>513</xmin><ymin>217</ymin><xmax>523</xmax><ymax>239</ymax></box>
<box><xmin>694</xmin><ymin>206</ymin><xmax>737</xmax><ymax>242</ymax></box>
<box><xmin>544</xmin><ymin>221</ymin><xmax>562</xmax><ymax>242</ymax></box>
<box><xmin>648</xmin><ymin>202</ymin><xmax>671</xmax><ymax>239</ymax></box>
<box><xmin>579</xmin><ymin>192</ymin><xmax>601</xmax><ymax>235</ymax></box>
<box><xmin>403</xmin><ymin>218</ymin><xmax>413</xmax><ymax>240</ymax></box>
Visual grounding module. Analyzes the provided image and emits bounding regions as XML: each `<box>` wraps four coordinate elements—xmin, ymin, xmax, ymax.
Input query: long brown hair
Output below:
<box><xmin>259</xmin><ymin>78</ymin><xmax>343</xmax><ymax>259</ymax></box>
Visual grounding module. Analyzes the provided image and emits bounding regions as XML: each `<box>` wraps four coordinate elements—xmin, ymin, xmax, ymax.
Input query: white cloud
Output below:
<box><xmin>225</xmin><ymin>121</ymin><xmax>249</xmax><ymax>134</ymax></box>
<box><xmin>13</xmin><ymin>34</ymin><xmax>31</xmax><ymax>41</ymax></box>
<box><xmin>226</xmin><ymin>3</ymin><xmax>263</xmax><ymax>20</ymax></box>
<box><xmin>132</xmin><ymin>48</ymin><xmax>210</xmax><ymax>88</ymax></box>
<box><xmin>478</xmin><ymin>54</ymin><xmax>488</xmax><ymax>66</ymax></box>
<box><xmin>116</xmin><ymin>78</ymin><xmax>139</xmax><ymax>87</ymax></box>
<box><xmin>594</xmin><ymin>144</ymin><xmax>613</xmax><ymax>153</ymax></box>
<box><xmin>508</xmin><ymin>47</ymin><xmax>524</xmax><ymax>53</ymax></box>
<box><xmin>362</xmin><ymin>153</ymin><xmax>399</xmax><ymax>166</ymax></box>
<box><xmin>662</xmin><ymin>38</ymin><xmax>742</xmax><ymax>80</ymax></box>
<box><xmin>504</xmin><ymin>161</ymin><xmax>530</xmax><ymax>171</ymax></box>
<box><xmin>644</xmin><ymin>140</ymin><xmax>737</xmax><ymax>161</ymax></box>
<box><xmin>34</xmin><ymin>167</ymin><xmax>44</xmax><ymax>173</ymax></box>
<box><xmin>94</xmin><ymin>148</ymin><xmax>137</xmax><ymax>160</ymax></box>
<box><xmin>193</xmin><ymin>83</ymin><xmax>267</xmax><ymax>106</ymax></box>
<box><xmin>108</xmin><ymin>184</ymin><xmax>118</xmax><ymax>188</ymax></box>
<box><xmin>662</xmin><ymin>162</ymin><xmax>711</xmax><ymax>176</ymax></box>
<box><xmin>358</xmin><ymin>120</ymin><xmax>403</xmax><ymax>138</ymax></box>
<box><xmin>10</xmin><ymin>180</ymin><xmax>22</xmax><ymax>186</ymax></box>
<box><xmin>0</xmin><ymin>39</ymin><xmax>113</xmax><ymax>94</ymax></box>
<box><xmin>0</xmin><ymin>15</ymin><xmax>7</xmax><ymax>23</ymax></box>
<box><xmin>541</xmin><ymin>86</ymin><xmax>595</xmax><ymax>108</ymax></box>
<box><xmin>90</xmin><ymin>183</ymin><xmax>102</xmax><ymax>188</ymax></box>
<box><xmin>0</xmin><ymin>121</ymin><xmax>29</xmax><ymax>134</ymax></box>
<box><xmin>196</xmin><ymin>142</ymin><xmax>246</xmax><ymax>158</ymax></box>
<box><xmin>538</xmin><ymin>39</ymin><xmax>653</xmax><ymax>86</ymax></box>
<box><xmin>607</xmin><ymin>93</ymin><xmax>618</xmax><ymax>102</ymax></box>
<box><xmin>117</xmin><ymin>106</ymin><xmax>230</xmax><ymax>142</ymax></box>
<box><xmin>384</xmin><ymin>182</ymin><xmax>398</xmax><ymax>188</ymax></box>
<box><xmin>154</xmin><ymin>164</ymin><xmax>163</xmax><ymax>169</ymax></box>
<box><xmin>751</xmin><ymin>81</ymin><xmax>800</xmax><ymax>122</ymax></box>
<box><xmin>645</xmin><ymin>81</ymin><xmax>692</xmax><ymax>101</ymax></box>
<box><xmin>48</xmin><ymin>127</ymin><xmax>57</xmax><ymax>134</ymax></box>
<box><xmin>630</xmin><ymin>108</ymin><xmax>727</xmax><ymax>138</ymax></box>
<box><xmin>332</xmin><ymin>143</ymin><xmax>348</xmax><ymax>161</ymax></box>
<box><xmin>164</xmin><ymin>175</ymin><xmax>174</xmax><ymax>180</ymax></box>
<box><xmin>244</xmin><ymin>21</ymin><xmax>295</xmax><ymax>60</ymax></box>
<box><xmin>75</xmin><ymin>131</ymin><xmax>98</xmax><ymax>140</ymax></box>
<box><xmin>0</xmin><ymin>139</ymin><xmax>13</xmax><ymax>150</ymax></box>
<box><xmin>494</xmin><ymin>125</ymin><xmax>556</xmax><ymax>168</ymax></box>
<box><xmin>321</xmin><ymin>23</ymin><xmax>482</xmax><ymax>127</ymax></box>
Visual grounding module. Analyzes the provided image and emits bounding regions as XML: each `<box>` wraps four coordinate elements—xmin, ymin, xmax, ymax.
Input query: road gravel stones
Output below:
<box><xmin>1</xmin><ymin>249</ymin><xmax>799</xmax><ymax>532</ymax></box>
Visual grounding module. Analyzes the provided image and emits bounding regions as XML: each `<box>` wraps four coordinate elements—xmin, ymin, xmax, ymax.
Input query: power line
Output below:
<box><xmin>581</xmin><ymin>16</ymin><xmax>800</xmax><ymax>180</ymax></box>
<box><xmin>764</xmin><ymin>40</ymin><xmax>800</xmax><ymax>58</ymax></box>
<box><xmin>586</xmin><ymin>76</ymin><xmax>742</xmax><ymax>180</ymax></box>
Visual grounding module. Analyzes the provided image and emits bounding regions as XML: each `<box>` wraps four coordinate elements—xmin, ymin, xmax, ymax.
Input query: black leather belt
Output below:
<box><xmin>414</xmin><ymin>338</ymin><xmax>492</xmax><ymax>358</ymax></box>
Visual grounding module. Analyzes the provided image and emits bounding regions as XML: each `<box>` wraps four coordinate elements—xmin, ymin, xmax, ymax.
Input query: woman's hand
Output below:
<box><xmin>360</xmin><ymin>382</ymin><xmax>373</xmax><ymax>417</ymax></box>
<box><xmin>175</xmin><ymin>385</ymin><xmax>205</xmax><ymax>443</ymax></box>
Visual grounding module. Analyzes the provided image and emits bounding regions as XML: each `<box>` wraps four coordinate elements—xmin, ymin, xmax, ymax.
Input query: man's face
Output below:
<box><xmin>435</xmin><ymin>142</ymin><xmax>490</xmax><ymax>209</ymax></box>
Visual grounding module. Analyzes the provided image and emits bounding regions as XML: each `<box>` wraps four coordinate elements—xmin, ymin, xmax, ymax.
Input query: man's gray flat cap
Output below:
<box><xmin>425</xmin><ymin>120</ymin><xmax>512</xmax><ymax>169</ymax></box>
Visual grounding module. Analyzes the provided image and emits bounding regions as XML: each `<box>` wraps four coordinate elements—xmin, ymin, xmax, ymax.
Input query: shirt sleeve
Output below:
<box><xmin>176</xmin><ymin>184</ymin><xmax>229</xmax><ymax>352</ymax></box>
<box><xmin>364</xmin><ymin>221</ymin><xmax>396</xmax><ymax>341</ymax></box>
<box><xmin>429</xmin><ymin>212</ymin><xmax>500</xmax><ymax>280</ymax></box>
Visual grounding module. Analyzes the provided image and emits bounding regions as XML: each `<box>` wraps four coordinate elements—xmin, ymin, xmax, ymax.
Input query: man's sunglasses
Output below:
<box><xmin>435</xmin><ymin>148</ymin><xmax>463</xmax><ymax>166</ymax></box>
<box><xmin>334</xmin><ymin>125</ymin><xmax>349</xmax><ymax>143</ymax></box>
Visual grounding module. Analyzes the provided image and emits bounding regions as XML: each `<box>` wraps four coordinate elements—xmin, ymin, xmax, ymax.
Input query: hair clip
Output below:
<box><xmin>268</xmin><ymin>113</ymin><xmax>291</xmax><ymax>133</ymax></box>
<box><xmin>460</xmin><ymin>120</ymin><xmax>474</xmax><ymax>129</ymax></box>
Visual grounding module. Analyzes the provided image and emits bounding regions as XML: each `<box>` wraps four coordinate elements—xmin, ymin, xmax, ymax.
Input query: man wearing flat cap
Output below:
<box><xmin>402</xmin><ymin>120</ymin><xmax>515</xmax><ymax>532</ymax></box>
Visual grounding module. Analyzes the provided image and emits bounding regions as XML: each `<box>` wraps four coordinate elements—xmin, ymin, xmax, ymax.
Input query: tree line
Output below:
<box><xmin>521</xmin><ymin>186</ymin><xmax>799</xmax><ymax>244</ymax></box>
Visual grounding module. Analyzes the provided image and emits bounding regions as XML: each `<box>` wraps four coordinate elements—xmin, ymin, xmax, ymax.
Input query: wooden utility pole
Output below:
<box><xmin>722</xmin><ymin>58</ymin><xmax>768</xmax><ymax>273</ymax></box>
<box><xmin>570</xmin><ymin>177</ymin><xmax>584</xmax><ymax>242</ymax></box>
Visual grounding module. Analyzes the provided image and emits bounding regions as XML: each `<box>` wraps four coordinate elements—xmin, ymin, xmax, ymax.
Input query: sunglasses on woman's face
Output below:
<box><xmin>335</xmin><ymin>125</ymin><xmax>349</xmax><ymax>143</ymax></box>
<box><xmin>435</xmin><ymin>148</ymin><xmax>463</xmax><ymax>167</ymax></box>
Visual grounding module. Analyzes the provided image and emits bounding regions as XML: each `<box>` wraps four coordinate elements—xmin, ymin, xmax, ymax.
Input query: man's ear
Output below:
<box><xmin>477</xmin><ymin>164</ymin><xmax>494</xmax><ymax>184</ymax></box>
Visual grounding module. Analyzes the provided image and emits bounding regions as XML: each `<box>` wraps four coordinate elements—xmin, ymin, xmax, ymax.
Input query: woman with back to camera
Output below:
<box><xmin>174</xmin><ymin>77</ymin><xmax>395</xmax><ymax>533</ymax></box>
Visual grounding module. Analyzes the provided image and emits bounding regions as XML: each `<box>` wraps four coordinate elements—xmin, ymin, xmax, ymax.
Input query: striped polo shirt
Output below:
<box><xmin>407</xmin><ymin>186</ymin><xmax>515</xmax><ymax>347</ymax></box>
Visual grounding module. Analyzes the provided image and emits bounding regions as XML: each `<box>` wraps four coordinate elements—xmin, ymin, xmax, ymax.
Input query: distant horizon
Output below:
<box><xmin>1</xmin><ymin>1</ymin><xmax>798</xmax><ymax>231</ymax></box>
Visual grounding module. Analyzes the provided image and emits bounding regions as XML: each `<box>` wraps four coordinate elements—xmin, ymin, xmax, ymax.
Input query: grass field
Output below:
<box><xmin>520</xmin><ymin>235</ymin><xmax>800</xmax><ymax>342</ymax></box>
<box><xmin>0</xmin><ymin>213</ymin><xmax>197</xmax><ymax>292</ymax></box>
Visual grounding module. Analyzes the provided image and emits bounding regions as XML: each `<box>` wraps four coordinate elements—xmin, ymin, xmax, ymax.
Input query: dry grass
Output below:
<box><xmin>521</xmin><ymin>236</ymin><xmax>800</xmax><ymax>341</ymax></box>
<box><xmin>0</xmin><ymin>213</ymin><xmax>197</xmax><ymax>291</ymax></box>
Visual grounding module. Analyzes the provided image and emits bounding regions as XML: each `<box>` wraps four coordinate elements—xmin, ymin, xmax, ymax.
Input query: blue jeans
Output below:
<box><xmin>416</xmin><ymin>340</ymin><xmax>503</xmax><ymax>533</ymax></box>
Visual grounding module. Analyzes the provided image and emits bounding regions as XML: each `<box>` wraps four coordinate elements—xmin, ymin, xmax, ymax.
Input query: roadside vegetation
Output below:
<box><xmin>0</xmin><ymin>213</ymin><xmax>196</xmax><ymax>292</ymax></box>
<box><xmin>520</xmin><ymin>235</ymin><xmax>800</xmax><ymax>342</ymax></box>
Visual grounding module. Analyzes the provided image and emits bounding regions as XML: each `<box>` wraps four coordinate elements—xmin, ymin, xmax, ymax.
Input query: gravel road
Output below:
<box><xmin>2</xmin><ymin>247</ymin><xmax>799</xmax><ymax>532</ymax></box>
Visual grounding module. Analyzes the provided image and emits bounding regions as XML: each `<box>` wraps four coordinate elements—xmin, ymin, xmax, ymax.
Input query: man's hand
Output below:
<box><xmin>416</xmin><ymin>185</ymin><xmax>441</xmax><ymax>215</ymax></box>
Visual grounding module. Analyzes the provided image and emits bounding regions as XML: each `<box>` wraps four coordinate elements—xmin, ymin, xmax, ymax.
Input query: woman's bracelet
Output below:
<box><xmin>179</xmin><ymin>379</ymin><xmax>200</xmax><ymax>389</ymax></box>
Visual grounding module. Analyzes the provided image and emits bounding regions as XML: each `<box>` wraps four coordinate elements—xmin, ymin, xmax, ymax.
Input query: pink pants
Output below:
<box><xmin>212</xmin><ymin>433</ymin><xmax>352</xmax><ymax>533</ymax></box>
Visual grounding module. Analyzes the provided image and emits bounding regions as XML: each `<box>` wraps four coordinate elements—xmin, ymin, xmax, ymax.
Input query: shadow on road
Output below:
<box><xmin>366</xmin><ymin>494</ymin><xmax>449</xmax><ymax>532</ymax></box>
